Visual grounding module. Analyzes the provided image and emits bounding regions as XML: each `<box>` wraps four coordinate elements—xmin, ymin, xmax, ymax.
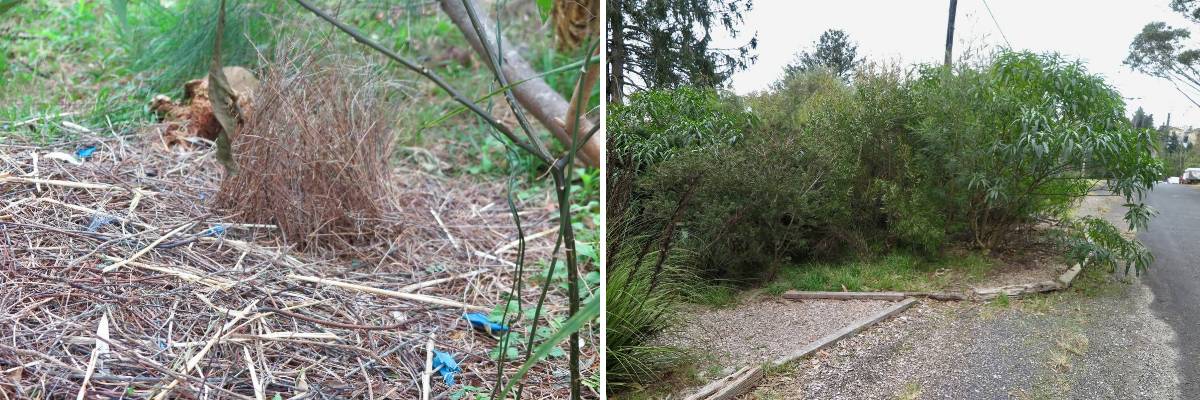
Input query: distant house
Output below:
<box><xmin>1164</xmin><ymin>126</ymin><xmax>1200</xmax><ymax>146</ymax></box>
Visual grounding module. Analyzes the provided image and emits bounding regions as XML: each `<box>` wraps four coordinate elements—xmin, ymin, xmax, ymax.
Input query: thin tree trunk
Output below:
<box><xmin>647</xmin><ymin>181</ymin><xmax>697</xmax><ymax>294</ymax></box>
<box><xmin>439</xmin><ymin>0</ymin><xmax>601</xmax><ymax>167</ymax></box>
<box><xmin>607</xmin><ymin>0</ymin><xmax>626</xmax><ymax>103</ymax></box>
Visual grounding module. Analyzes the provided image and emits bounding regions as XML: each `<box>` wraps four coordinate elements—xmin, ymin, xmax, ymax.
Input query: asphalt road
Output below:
<box><xmin>1141</xmin><ymin>183</ymin><xmax>1200</xmax><ymax>398</ymax></box>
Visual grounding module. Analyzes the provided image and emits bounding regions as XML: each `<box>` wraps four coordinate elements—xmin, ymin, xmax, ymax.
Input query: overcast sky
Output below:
<box><xmin>713</xmin><ymin>0</ymin><xmax>1200</xmax><ymax>127</ymax></box>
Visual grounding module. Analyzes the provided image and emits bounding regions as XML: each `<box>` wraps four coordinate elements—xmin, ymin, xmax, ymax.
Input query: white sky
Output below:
<box><xmin>713</xmin><ymin>0</ymin><xmax>1200</xmax><ymax>126</ymax></box>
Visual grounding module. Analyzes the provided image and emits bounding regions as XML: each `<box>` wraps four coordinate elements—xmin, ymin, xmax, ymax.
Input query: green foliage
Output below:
<box><xmin>913</xmin><ymin>52</ymin><xmax>1160</xmax><ymax>250</ymax></box>
<box><xmin>113</xmin><ymin>0</ymin><xmax>279</xmax><ymax>94</ymax></box>
<box><xmin>606</xmin><ymin>87</ymin><xmax>755</xmax><ymax>251</ymax></box>
<box><xmin>684</xmin><ymin>284</ymin><xmax>739</xmax><ymax>307</ymax></box>
<box><xmin>785</xmin><ymin>29</ymin><xmax>861</xmax><ymax>82</ymax></box>
<box><xmin>613</xmin><ymin>51</ymin><xmax>1163</xmax><ymax>286</ymax></box>
<box><xmin>1061</xmin><ymin>216</ymin><xmax>1154</xmax><ymax>275</ymax></box>
<box><xmin>1126</xmin><ymin>1</ymin><xmax>1200</xmax><ymax>108</ymax></box>
<box><xmin>765</xmin><ymin>253</ymin><xmax>993</xmax><ymax>294</ymax></box>
<box><xmin>496</xmin><ymin>295</ymin><xmax>599</xmax><ymax>399</ymax></box>
<box><xmin>1132</xmin><ymin>107</ymin><xmax>1155</xmax><ymax>130</ymax></box>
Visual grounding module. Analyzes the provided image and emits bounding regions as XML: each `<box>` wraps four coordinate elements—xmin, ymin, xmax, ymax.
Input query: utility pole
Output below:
<box><xmin>945</xmin><ymin>0</ymin><xmax>958</xmax><ymax>67</ymax></box>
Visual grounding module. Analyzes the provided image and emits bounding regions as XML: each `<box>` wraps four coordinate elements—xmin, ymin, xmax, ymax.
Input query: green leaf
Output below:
<box><xmin>575</xmin><ymin>240</ymin><xmax>597</xmax><ymax>263</ymax></box>
<box><xmin>490</xmin><ymin>299</ymin><xmax>520</xmax><ymax>321</ymax></box>
<box><xmin>584</xmin><ymin>270</ymin><xmax>600</xmax><ymax>286</ymax></box>
<box><xmin>535</xmin><ymin>0</ymin><xmax>552</xmax><ymax>22</ymax></box>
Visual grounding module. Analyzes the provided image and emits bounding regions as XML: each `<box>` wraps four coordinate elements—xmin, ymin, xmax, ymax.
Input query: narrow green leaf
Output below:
<box><xmin>535</xmin><ymin>0</ymin><xmax>553</xmax><ymax>22</ymax></box>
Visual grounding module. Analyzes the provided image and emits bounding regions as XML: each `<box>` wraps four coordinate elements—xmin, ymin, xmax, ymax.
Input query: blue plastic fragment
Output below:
<box><xmin>464</xmin><ymin>312</ymin><xmax>510</xmax><ymax>334</ymax></box>
<box><xmin>431</xmin><ymin>350</ymin><xmax>461</xmax><ymax>386</ymax></box>
<box><xmin>200</xmin><ymin>224</ymin><xmax>227</xmax><ymax>237</ymax></box>
<box><xmin>76</xmin><ymin>146</ymin><xmax>97</xmax><ymax>159</ymax></box>
<box><xmin>86</xmin><ymin>215</ymin><xmax>115</xmax><ymax>232</ymax></box>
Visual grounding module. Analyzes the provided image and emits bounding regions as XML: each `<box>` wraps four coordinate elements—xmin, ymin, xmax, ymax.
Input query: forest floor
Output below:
<box><xmin>0</xmin><ymin>0</ymin><xmax>600</xmax><ymax>398</ymax></box>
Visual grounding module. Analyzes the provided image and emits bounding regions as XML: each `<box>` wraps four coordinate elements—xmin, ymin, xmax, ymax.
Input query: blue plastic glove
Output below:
<box><xmin>432</xmin><ymin>350</ymin><xmax>461</xmax><ymax>386</ymax></box>
<box><xmin>464</xmin><ymin>312</ymin><xmax>510</xmax><ymax>335</ymax></box>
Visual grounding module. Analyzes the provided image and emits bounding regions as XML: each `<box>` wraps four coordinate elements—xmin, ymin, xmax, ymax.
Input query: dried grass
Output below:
<box><xmin>216</xmin><ymin>42</ymin><xmax>399</xmax><ymax>251</ymax></box>
<box><xmin>0</xmin><ymin>126</ymin><xmax>597</xmax><ymax>398</ymax></box>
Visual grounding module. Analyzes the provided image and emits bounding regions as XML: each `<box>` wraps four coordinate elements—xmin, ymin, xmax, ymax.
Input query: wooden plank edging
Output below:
<box><xmin>781</xmin><ymin>291</ymin><xmax>907</xmax><ymax>301</ymax></box>
<box><xmin>772</xmin><ymin>297</ymin><xmax>918</xmax><ymax>367</ymax></box>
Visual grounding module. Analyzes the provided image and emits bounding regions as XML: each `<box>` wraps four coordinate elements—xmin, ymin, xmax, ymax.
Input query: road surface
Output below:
<box><xmin>1141</xmin><ymin>183</ymin><xmax>1200</xmax><ymax>398</ymax></box>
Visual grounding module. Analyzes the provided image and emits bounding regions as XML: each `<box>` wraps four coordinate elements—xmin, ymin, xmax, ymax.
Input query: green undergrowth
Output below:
<box><xmin>765</xmin><ymin>252</ymin><xmax>994</xmax><ymax>294</ymax></box>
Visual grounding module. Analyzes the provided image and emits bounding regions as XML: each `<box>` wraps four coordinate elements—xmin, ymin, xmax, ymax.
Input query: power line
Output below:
<box><xmin>981</xmin><ymin>0</ymin><xmax>1012</xmax><ymax>49</ymax></box>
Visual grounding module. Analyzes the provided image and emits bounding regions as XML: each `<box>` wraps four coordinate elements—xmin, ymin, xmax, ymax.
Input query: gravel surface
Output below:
<box><xmin>748</xmin><ymin>282</ymin><xmax>1178</xmax><ymax>399</ymax></box>
<box><xmin>659</xmin><ymin>297</ymin><xmax>890</xmax><ymax>384</ymax></box>
<box><xmin>746</xmin><ymin>194</ymin><xmax>1180</xmax><ymax>399</ymax></box>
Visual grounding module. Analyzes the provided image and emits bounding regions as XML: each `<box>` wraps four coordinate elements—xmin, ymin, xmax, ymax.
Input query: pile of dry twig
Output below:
<box><xmin>0</xmin><ymin>128</ymin><xmax>598</xmax><ymax>398</ymax></box>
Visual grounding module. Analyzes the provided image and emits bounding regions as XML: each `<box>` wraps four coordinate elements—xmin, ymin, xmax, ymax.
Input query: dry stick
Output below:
<box><xmin>30</xmin><ymin>152</ymin><xmax>40</xmax><ymax>192</ymax></box>
<box><xmin>37</xmin><ymin>198</ymin><xmax>158</xmax><ymax>231</ymax></box>
<box><xmin>422</xmin><ymin>334</ymin><xmax>435</xmax><ymax>400</ymax></box>
<box><xmin>76</xmin><ymin>314</ymin><xmax>109</xmax><ymax>400</ymax></box>
<box><xmin>258</xmin><ymin>306</ymin><xmax>414</xmax><ymax>331</ymax></box>
<box><xmin>101</xmin><ymin>223</ymin><xmax>193</xmax><ymax>273</ymax></box>
<box><xmin>98</xmin><ymin>255</ymin><xmax>232</xmax><ymax>288</ymax></box>
<box><xmin>99</xmin><ymin>338</ymin><xmax>254</xmax><ymax>400</ymax></box>
<box><xmin>242</xmin><ymin>347</ymin><xmax>264</xmax><ymax>400</ymax></box>
<box><xmin>6</xmin><ymin>111</ymin><xmax>77</xmax><ymax>128</ymax></box>
<box><xmin>287</xmin><ymin>274</ymin><xmax>488</xmax><ymax>311</ymax></box>
<box><xmin>397</xmin><ymin>269</ymin><xmax>489</xmax><ymax>292</ymax></box>
<box><xmin>430</xmin><ymin>208</ymin><xmax>460</xmax><ymax>250</ymax></box>
<box><xmin>493</xmin><ymin>226</ymin><xmax>556</xmax><ymax>254</ymax></box>
<box><xmin>0</xmin><ymin>175</ymin><xmax>156</xmax><ymax>197</ymax></box>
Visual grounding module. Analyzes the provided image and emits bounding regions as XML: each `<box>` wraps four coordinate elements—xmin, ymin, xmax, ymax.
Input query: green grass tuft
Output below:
<box><xmin>768</xmin><ymin>252</ymin><xmax>994</xmax><ymax>293</ymax></box>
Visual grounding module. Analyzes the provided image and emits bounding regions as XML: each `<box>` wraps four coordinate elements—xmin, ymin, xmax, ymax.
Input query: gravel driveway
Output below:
<box><xmin>746</xmin><ymin>194</ymin><xmax>1181</xmax><ymax>399</ymax></box>
<box><xmin>660</xmin><ymin>297</ymin><xmax>892</xmax><ymax>396</ymax></box>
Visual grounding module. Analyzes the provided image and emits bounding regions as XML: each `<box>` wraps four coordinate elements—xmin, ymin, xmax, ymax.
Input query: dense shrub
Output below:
<box><xmin>615</xmin><ymin>51</ymin><xmax>1161</xmax><ymax>283</ymax></box>
<box><xmin>606</xmin><ymin>50</ymin><xmax>1163</xmax><ymax>397</ymax></box>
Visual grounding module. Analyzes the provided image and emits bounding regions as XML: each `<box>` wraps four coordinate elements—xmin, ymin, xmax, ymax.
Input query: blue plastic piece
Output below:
<box><xmin>76</xmin><ymin>146</ymin><xmax>97</xmax><ymax>159</ymax></box>
<box><xmin>200</xmin><ymin>224</ymin><xmax>227</xmax><ymax>237</ymax></box>
<box><xmin>464</xmin><ymin>312</ymin><xmax>510</xmax><ymax>334</ymax></box>
<box><xmin>432</xmin><ymin>350</ymin><xmax>460</xmax><ymax>386</ymax></box>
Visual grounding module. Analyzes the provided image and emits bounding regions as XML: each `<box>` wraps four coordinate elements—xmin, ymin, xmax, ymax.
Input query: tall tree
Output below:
<box><xmin>1126</xmin><ymin>1</ymin><xmax>1200</xmax><ymax>108</ymax></box>
<box><xmin>785</xmin><ymin>29</ymin><xmax>860</xmax><ymax>82</ymax></box>
<box><xmin>606</xmin><ymin>0</ymin><xmax>757</xmax><ymax>103</ymax></box>
<box><xmin>1132</xmin><ymin>106</ymin><xmax>1155</xmax><ymax>130</ymax></box>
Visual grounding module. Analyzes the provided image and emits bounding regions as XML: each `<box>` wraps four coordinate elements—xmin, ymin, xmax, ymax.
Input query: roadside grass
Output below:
<box><xmin>683</xmin><ymin>284</ymin><xmax>741</xmax><ymax>308</ymax></box>
<box><xmin>765</xmin><ymin>252</ymin><xmax>994</xmax><ymax>294</ymax></box>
